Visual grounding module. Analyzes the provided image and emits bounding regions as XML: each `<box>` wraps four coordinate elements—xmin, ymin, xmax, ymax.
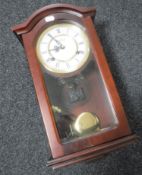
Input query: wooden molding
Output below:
<box><xmin>11</xmin><ymin>4</ymin><xmax>96</xmax><ymax>35</ymax></box>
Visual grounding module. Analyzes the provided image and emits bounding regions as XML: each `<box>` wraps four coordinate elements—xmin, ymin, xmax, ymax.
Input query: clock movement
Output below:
<box><xmin>11</xmin><ymin>4</ymin><xmax>137</xmax><ymax>169</ymax></box>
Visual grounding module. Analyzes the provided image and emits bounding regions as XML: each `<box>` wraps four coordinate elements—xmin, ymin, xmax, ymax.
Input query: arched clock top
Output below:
<box><xmin>11</xmin><ymin>4</ymin><xmax>96</xmax><ymax>35</ymax></box>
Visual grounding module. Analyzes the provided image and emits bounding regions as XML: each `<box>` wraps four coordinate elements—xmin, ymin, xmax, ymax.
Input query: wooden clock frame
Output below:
<box><xmin>11</xmin><ymin>4</ymin><xmax>137</xmax><ymax>169</ymax></box>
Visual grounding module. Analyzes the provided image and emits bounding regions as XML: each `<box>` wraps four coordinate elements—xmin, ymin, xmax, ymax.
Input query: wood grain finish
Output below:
<box><xmin>48</xmin><ymin>134</ymin><xmax>138</xmax><ymax>169</ymax></box>
<box><xmin>11</xmin><ymin>4</ymin><xmax>96</xmax><ymax>35</ymax></box>
<box><xmin>11</xmin><ymin>4</ymin><xmax>137</xmax><ymax>168</ymax></box>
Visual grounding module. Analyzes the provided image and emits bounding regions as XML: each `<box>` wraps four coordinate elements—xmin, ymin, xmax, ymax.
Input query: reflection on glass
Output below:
<box><xmin>42</xmin><ymin>58</ymin><xmax>118</xmax><ymax>142</ymax></box>
<box><xmin>36</xmin><ymin>21</ymin><xmax>118</xmax><ymax>142</ymax></box>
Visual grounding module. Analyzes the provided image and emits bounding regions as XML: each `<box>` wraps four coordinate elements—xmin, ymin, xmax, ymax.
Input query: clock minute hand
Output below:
<box><xmin>48</xmin><ymin>34</ymin><xmax>65</xmax><ymax>49</ymax></box>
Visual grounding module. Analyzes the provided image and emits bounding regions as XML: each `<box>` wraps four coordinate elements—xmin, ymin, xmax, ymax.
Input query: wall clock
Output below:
<box><xmin>11</xmin><ymin>4</ymin><xmax>137</xmax><ymax>169</ymax></box>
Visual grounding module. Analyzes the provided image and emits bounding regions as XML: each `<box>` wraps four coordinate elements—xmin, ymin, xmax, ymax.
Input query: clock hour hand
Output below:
<box><xmin>49</xmin><ymin>45</ymin><xmax>60</xmax><ymax>52</ymax></box>
<box><xmin>48</xmin><ymin>34</ymin><xmax>65</xmax><ymax>49</ymax></box>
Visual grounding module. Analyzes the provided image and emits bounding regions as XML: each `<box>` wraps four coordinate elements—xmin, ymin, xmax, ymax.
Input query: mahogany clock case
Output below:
<box><xmin>11</xmin><ymin>4</ymin><xmax>138</xmax><ymax>169</ymax></box>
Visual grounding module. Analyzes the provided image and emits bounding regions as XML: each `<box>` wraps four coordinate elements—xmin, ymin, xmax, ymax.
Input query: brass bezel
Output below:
<box><xmin>36</xmin><ymin>22</ymin><xmax>90</xmax><ymax>77</ymax></box>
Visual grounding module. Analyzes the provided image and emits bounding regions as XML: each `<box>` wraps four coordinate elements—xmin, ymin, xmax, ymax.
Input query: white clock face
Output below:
<box><xmin>36</xmin><ymin>23</ymin><xmax>90</xmax><ymax>76</ymax></box>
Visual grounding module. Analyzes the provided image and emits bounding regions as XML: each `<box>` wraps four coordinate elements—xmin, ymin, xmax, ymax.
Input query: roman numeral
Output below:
<box><xmin>47</xmin><ymin>57</ymin><xmax>55</xmax><ymax>62</ymax></box>
<box><xmin>74</xmin><ymin>33</ymin><xmax>79</xmax><ymax>37</ymax></box>
<box><xmin>66</xmin><ymin>63</ymin><xmax>70</xmax><ymax>68</ymax></box>
<box><xmin>41</xmin><ymin>51</ymin><xmax>47</xmax><ymax>54</ymax></box>
<box><xmin>56</xmin><ymin>28</ymin><xmax>61</xmax><ymax>33</ymax></box>
<box><xmin>79</xmin><ymin>42</ymin><xmax>84</xmax><ymax>45</ymax></box>
<box><xmin>50</xmin><ymin>57</ymin><xmax>55</xmax><ymax>61</ymax></box>
<box><xmin>75</xmin><ymin>58</ymin><xmax>79</xmax><ymax>62</ymax></box>
<box><xmin>56</xmin><ymin>62</ymin><xmax>59</xmax><ymax>68</ymax></box>
<box><xmin>76</xmin><ymin>50</ymin><xmax>84</xmax><ymax>55</ymax></box>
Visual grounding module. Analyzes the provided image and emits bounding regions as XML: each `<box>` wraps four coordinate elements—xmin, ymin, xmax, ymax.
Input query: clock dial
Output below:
<box><xmin>36</xmin><ymin>23</ymin><xmax>90</xmax><ymax>76</ymax></box>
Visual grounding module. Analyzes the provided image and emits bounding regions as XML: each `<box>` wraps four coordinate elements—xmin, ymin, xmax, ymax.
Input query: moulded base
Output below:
<box><xmin>47</xmin><ymin>134</ymin><xmax>138</xmax><ymax>169</ymax></box>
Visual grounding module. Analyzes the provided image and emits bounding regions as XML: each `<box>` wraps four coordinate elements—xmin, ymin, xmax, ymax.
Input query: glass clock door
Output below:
<box><xmin>36</xmin><ymin>21</ymin><xmax>118</xmax><ymax>143</ymax></box>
